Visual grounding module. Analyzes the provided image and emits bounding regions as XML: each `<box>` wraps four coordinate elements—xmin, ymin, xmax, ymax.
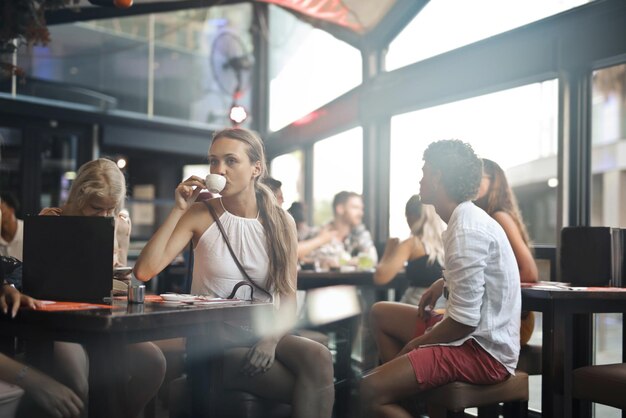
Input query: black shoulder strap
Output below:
<box><xmin>204</xmin><ymin>201</ymin><xmax>273</xmax><ymax>302</ymax></box>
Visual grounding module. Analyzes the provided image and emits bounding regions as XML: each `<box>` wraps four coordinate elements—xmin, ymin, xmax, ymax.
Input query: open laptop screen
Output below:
<box><xmin>22</xmin><ymin>216</ymin><xmax>114</xmax><ymax>303</ymax></box>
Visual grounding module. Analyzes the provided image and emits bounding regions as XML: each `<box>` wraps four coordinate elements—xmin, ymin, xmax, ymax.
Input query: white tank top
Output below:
<box><xmin>190</xmin><ymin>200</ymin><xmax>271</xmax><ymax>302</ymax></box>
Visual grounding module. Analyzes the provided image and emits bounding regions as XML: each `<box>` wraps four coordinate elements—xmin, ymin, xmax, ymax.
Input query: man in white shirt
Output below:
<box><xmin>0</xmin><ymin>193</ymin><xmax>24</xmax><ymax>261</ymax></box>
<box><xmin>361</xmin><ymin>140</ymin><xmax>521</xmax><ymax>417</ymax></box>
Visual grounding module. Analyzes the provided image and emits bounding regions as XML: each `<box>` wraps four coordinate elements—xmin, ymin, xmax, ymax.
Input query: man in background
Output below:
<box><xmin>299</xmin><ymin>191</ymin><xmax>378</xmax><ymax>268</ymax></box>
<box><xmin>263</xmin><ymin>177</ymin><xmax>284</xmax><ymax>207</ymax></box>
<box><xmin>0</xmin><ymin>192</ymin><xmax>23</xmax><ymax>261</ymax></box>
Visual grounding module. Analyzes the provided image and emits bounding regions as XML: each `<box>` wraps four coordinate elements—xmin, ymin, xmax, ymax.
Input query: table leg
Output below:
<box><xmin>87</xmin><ymin>337</ymin><xmax>129</xmax><ymax>418</ymax></box>
<box><xmin>187</xmin><ymin>323</ymin><xmax>222</xmax><ymax>418</ymax></box>
<box><xmin>541</xmin><ymin>302</ymin><xmax>556</xmax><ymax>418</ymax></box>
<box><xmin>572</xmin><ymin>314</ymin><xmax>593</xmax><ymax>418</ymax></box>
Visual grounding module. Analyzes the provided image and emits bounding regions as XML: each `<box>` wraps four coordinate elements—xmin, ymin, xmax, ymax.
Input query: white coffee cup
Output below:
<box><xmin>205</xmin><ymin>173</ymin><xmax>226</xmax><ymax>194</ymax></box>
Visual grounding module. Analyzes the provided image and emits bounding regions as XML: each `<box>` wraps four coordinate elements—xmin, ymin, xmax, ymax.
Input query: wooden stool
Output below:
<box><xmin>419</xmin><ymin>371</ymin><xmax>529</xmax><ymax>418</ymax></box>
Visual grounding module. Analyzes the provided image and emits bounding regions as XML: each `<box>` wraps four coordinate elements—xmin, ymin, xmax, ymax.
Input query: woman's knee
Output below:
<box><xmin>292</xmin><ymin>339</ymin><xmax>334</xmax><ymax>384</ymax></box>
<box><xmin>370</xmin><ymin>302</ymin><xmax>391</xmax><ymax>325</ymax></box>
<box><xmin>129</xmin><ymin>342</ymin><xmax>166</xmax><ymax>384</ymax></box>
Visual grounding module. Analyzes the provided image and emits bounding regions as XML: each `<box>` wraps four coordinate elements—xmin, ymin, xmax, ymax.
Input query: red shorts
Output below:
<box><xmin>407</xmin><ymin>315</ymin><xmax>510</xmax><ymax>390</ymax></box>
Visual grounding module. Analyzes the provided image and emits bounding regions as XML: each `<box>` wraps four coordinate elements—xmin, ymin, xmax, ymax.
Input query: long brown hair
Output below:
<box><xmin>211</xmin><ymin>128</ymin><xmax>296</xmax><ymax>295</ymax></box>
<box><xmin>475</xmin><ymin>158</ymin><xmax>531</xmax><ymax>246</ymax></box>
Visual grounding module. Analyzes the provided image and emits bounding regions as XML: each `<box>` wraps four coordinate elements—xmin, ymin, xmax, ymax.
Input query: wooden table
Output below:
<box><xmin>297</xmin><ymin>270</ymin><xmax>407</xmax><ymax>292</ymax></box>
<box><xmin>0</xmin><ymin>299</ymin><xmax>272</xmax><ymax>418</ymax></box>
<box><xmin>521</xmin><ymin>287</ymin><xmax>626</xmax><ymax>418</ymax></box>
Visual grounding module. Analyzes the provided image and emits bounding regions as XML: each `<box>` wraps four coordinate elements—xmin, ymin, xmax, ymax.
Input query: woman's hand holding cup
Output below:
<box><xmin>175</xmin><ymin>176</ymin><xmax>206</xmax><ymax>211</ymax></box>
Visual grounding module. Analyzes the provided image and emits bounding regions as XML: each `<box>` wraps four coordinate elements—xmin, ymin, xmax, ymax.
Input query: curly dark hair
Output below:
<box><xmin>423</xmin><ymin>140</ymin><xmax>482</xmax><ymax>203</ymax></box>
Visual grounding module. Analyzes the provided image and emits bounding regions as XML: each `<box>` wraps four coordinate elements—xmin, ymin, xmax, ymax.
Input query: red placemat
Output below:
<box><xmin>36</xmin><ymin>301</ymin><xmax>112</xmax><ymax>311</ymax></box>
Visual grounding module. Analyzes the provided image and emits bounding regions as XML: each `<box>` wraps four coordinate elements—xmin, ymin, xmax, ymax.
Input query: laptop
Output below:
<box><xmin>23</xmin><ymin>216</ymin><xmax>114</xmax><ymax>303</ymax></box>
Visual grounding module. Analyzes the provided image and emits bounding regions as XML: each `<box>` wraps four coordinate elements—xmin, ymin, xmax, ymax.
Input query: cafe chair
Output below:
<box><xmin>0</xmin><ymin>380</ymin><xmax>24</xmax><ymax>418</ymax></box>
<box><xmin>418</xmin><ymin>370</ymin><xmax>529</xmax><ymax>418</ymax></box>
<box><xmin>572</xmin><ymin>363</ymin><xmax>626</xmax><ymax>411</ymax></box>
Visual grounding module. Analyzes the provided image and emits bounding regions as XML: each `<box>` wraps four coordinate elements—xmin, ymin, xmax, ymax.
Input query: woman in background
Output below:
<box><xmin>41</xmin><ymin>158</ymin><xmax>165</xmax><ymax>418</ymax></box>
<box><xmin>134</xmin><ymin>128</ymin><xmax>334</xmax><ymax>418</ymax></box>
<box><xmin>369</xmin><ymin>195</ymin><xmax>445</xmax><ymax>363</ymax></box>
<box><xmin>374</xmin><ymin>195</ymin><xmax>444</xmax><ymax>305</ymax></box>
<box><xmin>474</xmin><ymin>158</ymin><xmax>538</xmax><ymax>345</ymax></box>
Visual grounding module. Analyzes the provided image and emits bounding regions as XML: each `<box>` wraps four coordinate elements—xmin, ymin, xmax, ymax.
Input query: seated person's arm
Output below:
<box><xmin>374</xmin><ymin>237</ymin><xmax>413</xmax><ymax>285</ymax></box>
<box><xmin>492</xmin><ymin>211</ymin><xmax>538</xmax><ymax>283</ymax></box>
<box><xmin>134</xmin><ymin>205</ymin><xmax>198</xmax><ymax>281</ymax></box>
<box><xmin>297</xmin><ymin>226</ymin><xmax>336</xmax><ymax>259</ymax></box>
<box><xmin>0</xmin><ymin>353</ymin><xmax>84</xmax><ymax>418</ymax></box>
<box><xmin>398</xmin><ymin>317</ymin><xmax>475</xmax><ymax>356</ymax></box>
<box><xmin>0</xmin><ymin>283</ymin><xmax>40</xmax><ymax>318</ymax></box>
<box><xmin>114</xmin><ymin>209</ymin><xmax>132</xmax><ymax>267</ymax></box>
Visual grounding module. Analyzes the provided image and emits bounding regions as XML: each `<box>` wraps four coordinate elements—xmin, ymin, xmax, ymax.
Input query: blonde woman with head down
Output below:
<box><xmin>134</xmin><ymin>128</ymin><xmax>334</xmax><ymax>418</ymax></box>
<box><xmin>374</xmin><ymin>195</ymin><xmax>444</xmax><ymax>305</ymax></box>
<box><xmin>40</xmin><ymin>158</ymin><xmax>166</xmax><ymax>418</ymax></box>
<box><xmin>370</xmin><ymin>195</ymin><xmax>445</xmax><ymax>364</ymax></box>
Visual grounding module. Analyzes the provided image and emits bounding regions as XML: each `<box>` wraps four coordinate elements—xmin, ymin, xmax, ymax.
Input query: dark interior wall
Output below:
<box><xmin>100</xmin><ymin>146</ymin><xmax>206</xmax><ymax>239</ymax></box>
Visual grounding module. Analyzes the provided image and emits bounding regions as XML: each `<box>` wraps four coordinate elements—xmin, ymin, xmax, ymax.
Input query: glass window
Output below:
<box><xmin>268</xmin><ymin>5</ymin><xmax>362</xmax><ymax>131</ymax></box>
<box><xmin>389</xmin><ymin>80</ymin><xmax>559</xmax><ymax>247</ymax></box>
<box><xmin>386</xmin><ymin>0</ymin><xmax>592</xmax><ymax>71</ymax></box>
<box><xmin>312</xmin><ymin>128</ymin><xmax>362</xmax><ymax>226</ymax></box>
<box><xmin>590</xmin><ymin>63</ymin><xmax>625</xmax><ymax>418</ymax></box>
<box><xmin>270</xmin><ymin>150</ymin><xmax>304</xmax><ymax>209</ymax></box>
<box><xmin>591</xmin><ymin>63</ymin><xmax>626</xmax><ymax>228</ymax></box>
<box><xmin>13</xmin><ymin>4</ymin><xmax>253</xmax><ymax>126</ymax></box>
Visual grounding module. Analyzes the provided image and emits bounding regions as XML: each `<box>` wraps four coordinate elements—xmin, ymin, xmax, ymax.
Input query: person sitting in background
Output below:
<box><xmin>0</xmin><ymin>192</ymin><xmax>24</xmax><ymax>261</ymax></box>
<box><xmin>40</xmin><ymin>160</ymin><xmax>132</xmax><ymax>268</ymax></box>
<box><xmin>0</xmin><ymin>282</ymin><xmax>84</xmax><ymax>418</ymax></box>
<box><xmin>361</xmin><ymin>140</ymin><xmax>520</xmax><ymax>417</ymax></box>
<box><xmin>262</xmin><ymin>176</ymin><xmax>284</xmax><ymax>207</ymax></box>
<box><xmin>474</xmin><ymin>158</ymin><xmax>538</xmax><ymax>345</ymax></box>
<box><xmin>373</xmin><ymin>195</ymin><xmax>445</xmax><ymax>305</ymax></box>
<box><xmin>40</xmin><ymin>158</ymin><xmax>165</xmax><ymax>418</ymax></box>
<box><xmin>134</xmin><ymin>128</ymin><xmax>334</xmax><ymax>418</ymax></box>
<box><xmin>287</xmin><ymin>201</ymin><xmax>312</xmax><ymax>241</ymax></box>
<box><xmin>298</xmin><ymin>191</ymin><xmax>377</xmax><ymax>269</ymax></box>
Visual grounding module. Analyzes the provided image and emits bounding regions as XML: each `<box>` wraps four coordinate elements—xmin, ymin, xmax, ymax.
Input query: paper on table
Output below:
<box><xmin>159</xmin><ymin>294</ymin><xmax>243</xmax><ymax>305</ymax></box>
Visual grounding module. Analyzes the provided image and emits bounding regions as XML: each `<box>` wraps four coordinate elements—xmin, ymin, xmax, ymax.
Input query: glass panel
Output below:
<box><xmin>40</xmin><ymin>132</ymin><xmax>80</xmax><ymax>210</ymax></box>
<box><xmin>151</xmin><ymin>5</ymin><xmax>253</xmax><ymax>124</ymax></box>
<box><xmin>17</xmin><ymin>21</ymin><xmax>150</xmax><ymax>114</ymax></box>
<box><xmin>13</xmin><ymin>4</ymin><xmax>253</xmax><ymax>126</ymax></box>
<box><xmin>387</xmin><ymin>0</ymin><xmax>592</xmax><ymax>71</ymax></box>
<box><xmin>270</xmin><ymin>150</ymin><xmax>304</xmax><ymax>209</ymax></box>
<box><xmin>389</xmin><ymin>80</ymin><xmax>559</xmax><ymax>247</ymax></box>
<box><xmin>590</xmin><ymin>62</ymin><xmax>625</xmax><ymax>418</ymax></box>
<box><xmin>312</xmin><ymin>128</ymin><xmax>362</xmax><ymax>226</ymax></box>
<box><xmin>268</xmin><ymin>5</ymin><xmax>362</xmax><ymax>131</ymax></box>
<box><xmin>591</xmin><ymin>63</ymin><xmax>626</xmax><ymax>227</ymax></box>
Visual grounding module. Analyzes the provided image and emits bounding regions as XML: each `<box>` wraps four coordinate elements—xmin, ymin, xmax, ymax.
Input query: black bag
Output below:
<box><xmin>1</xmin><ymin>256</ymin><xmax>22</xmax><ymax>288</ymax></box>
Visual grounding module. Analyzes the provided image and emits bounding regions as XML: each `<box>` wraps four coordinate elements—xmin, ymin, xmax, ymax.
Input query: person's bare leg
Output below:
<box><xmin>53</xmin><ymin>342</ymin><xmax>89</xmax><ymax>409</ymax></box>
<box><xmin>360</xmin><ymin>355</ymin><xmax>423</xmax><ymax>418</ymax></box>
<box><xmin>223</xmin><ymin>335</ymin><xmax>334</xmax><ymax>418</ymax></box>
<box><xmin>369</xmin><ymin>302</ymin><xmax>420</xmax><ymax>363</ymax></box>
<box><xmin>125</xmin><ymin>342</ymin><xmax>166</xmax><ymax>418</ymax></box>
